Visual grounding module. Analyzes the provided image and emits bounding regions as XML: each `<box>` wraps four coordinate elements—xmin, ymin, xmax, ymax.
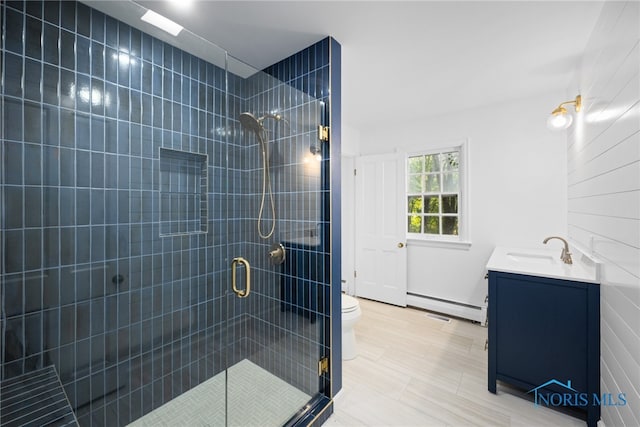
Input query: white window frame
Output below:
<box><xmin>405</xmin><ymin>139</ymin><xmax>471</xmax><ymax>249</ymax></box>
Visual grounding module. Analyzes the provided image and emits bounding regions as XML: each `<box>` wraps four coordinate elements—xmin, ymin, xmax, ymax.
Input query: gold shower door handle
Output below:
<box><xmin>231</xmin><ymin>257</ymin><xmax>251</xmax><ymax>298</ymax></box>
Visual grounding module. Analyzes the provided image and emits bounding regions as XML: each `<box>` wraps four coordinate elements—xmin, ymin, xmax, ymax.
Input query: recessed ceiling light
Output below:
<box><xmin>168</xmin><ymin>0</ymin><xmax>193</xmax><ymax>10</ymax></box>
<box><xmin>141</xmin><ymin>10</ymin><xmax>183</xmax><ymax>36</ymax></box>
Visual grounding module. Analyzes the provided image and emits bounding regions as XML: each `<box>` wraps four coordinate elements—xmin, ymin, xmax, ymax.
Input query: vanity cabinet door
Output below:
<box><xmin>493</xmin><ymin>273</ymin><xmax>588</xmax><ymax>391</ymax></box>
<box><xmin>487</xmin><ymin>271</ymin><xmax>600</xmax><ymax>426</ymax></box>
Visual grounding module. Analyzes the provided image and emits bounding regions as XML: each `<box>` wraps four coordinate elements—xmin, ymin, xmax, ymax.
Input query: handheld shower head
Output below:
<box><xmin>239</xmin><ymin>112</ymin><xmax>289</xmax><ymax>134</ymax></box>
<box><xmin>259</xmin><ymin>112</ymin><xmax>287</xmax><ymax>123</ymax></box>
<box><xmin>258</xmin><ymin>113</ymin><xmax>290</xmax><ymax>131</ymax></box>
<box><xmin>239</xmin><ymin>112</ymin><xmax>263</xmax><ymax>134</ymax></box>
<box><xmin>238</xmin><ymin>111</ymin><xmax>278</xmax><ymax>239</ymax></box>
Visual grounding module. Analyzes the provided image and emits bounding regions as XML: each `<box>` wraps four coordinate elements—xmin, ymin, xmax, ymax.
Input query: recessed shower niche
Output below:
<box><xmin>159</xmin><ymin>148</ymin><xmax>208</xmax><ymax>237</ymax></box>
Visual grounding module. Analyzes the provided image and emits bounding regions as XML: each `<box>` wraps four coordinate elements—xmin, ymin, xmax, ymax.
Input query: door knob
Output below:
<box><xmin>397</xmin><ymin>242</ymin><xmax>405</xmax><ymax>248</ymax></box>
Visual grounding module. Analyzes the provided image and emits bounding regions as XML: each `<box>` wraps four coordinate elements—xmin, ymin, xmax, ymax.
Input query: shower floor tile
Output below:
<box><xmin>127</xmin><ymin>359</ymin><xmax>310</xmax><ymax>427</ymax></box>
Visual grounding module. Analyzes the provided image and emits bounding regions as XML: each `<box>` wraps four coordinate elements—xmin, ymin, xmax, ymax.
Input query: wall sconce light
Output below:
<box><xmin>309</xmin><ymin>143</ymin><xmax>322</xmax><ymax>161</ymax></box>
<box><xmin>547</xmin><ymin>95</ymin><xmax>582</xmax><ymax>130</ymax></box>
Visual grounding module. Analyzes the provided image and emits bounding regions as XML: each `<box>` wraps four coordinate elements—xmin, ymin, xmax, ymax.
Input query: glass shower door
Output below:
<box><xmin>223</xmin><ymin>54</ymin><xmax>329</xmax><ymax>426</ymax></box>
<box><xmin>0</xmin><ymin>1</ymin><xmax>333</xmax><ymax>426</ymax></box>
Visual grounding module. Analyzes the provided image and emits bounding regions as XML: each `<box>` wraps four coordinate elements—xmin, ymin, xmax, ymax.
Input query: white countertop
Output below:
<box><xmin>486</xmin><ymin>246</ymin><xmax>600</xmax><ymax>284</ymax></box>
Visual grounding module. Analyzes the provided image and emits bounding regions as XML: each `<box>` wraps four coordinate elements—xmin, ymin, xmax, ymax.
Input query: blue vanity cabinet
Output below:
<box><xmin>487</xmin><ymin>271</ymin><xmax>600</xmax><ymax>427</ymax></box>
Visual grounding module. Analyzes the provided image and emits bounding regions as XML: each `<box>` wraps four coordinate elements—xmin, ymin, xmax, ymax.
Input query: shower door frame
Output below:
<box><xmin>222</xmin><ymin>44</ymin><xmax>336</xmax><ymax>425</ymax></box>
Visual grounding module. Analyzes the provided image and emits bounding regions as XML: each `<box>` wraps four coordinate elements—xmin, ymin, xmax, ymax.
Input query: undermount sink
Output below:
<box><xmin>506</xmin><ymin>252</ymin><xmax>557</xmax><ymax>264</ymax></box>
<box><xmin>486</xmin><ymin>246</ymin><xmax>601</xmax><ymax>284</ymax></box>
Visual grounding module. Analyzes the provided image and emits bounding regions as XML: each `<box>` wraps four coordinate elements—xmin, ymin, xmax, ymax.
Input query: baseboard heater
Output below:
<box><xmin>407</xmin><ymin>292</ymin><xmax>487</xmax><ymax>325</ymax></box>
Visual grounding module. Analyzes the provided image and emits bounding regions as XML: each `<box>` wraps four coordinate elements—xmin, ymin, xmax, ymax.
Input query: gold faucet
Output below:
<box><xmin>543</xmin><ymin>236</ymin><xmax>573</xmax><ymax>264</ymax></box>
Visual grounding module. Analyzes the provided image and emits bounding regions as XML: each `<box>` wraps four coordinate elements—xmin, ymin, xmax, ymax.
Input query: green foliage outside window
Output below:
<box><xmin>407</xmin><ymin>150</ymin><xmax>461</xmax><ymax>236</ymax></box>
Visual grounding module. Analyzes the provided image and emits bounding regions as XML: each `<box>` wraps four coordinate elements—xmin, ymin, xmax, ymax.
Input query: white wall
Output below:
<box><xmin>341</xmin><ymin>124</ymin><xmax>360</xmax><ymax>294</ymax></box>
<box><xmin>342</xmin><ymin>123</ymin><xmax>361</xmax><ymax>156</ymax></box>
<box><xmin>341</xmin><ymin>155</ymin><xmax>356</xmax><ymax>294</ymax></box>
<box><xmin>352</xmin><ymin>92</ymin><xmax>568</xmax><ymax>310</ymax></box>
<box><xmin>566</xmin><ymin>1</ymin><xmax>640</xmax><ymax>425</ymax></box>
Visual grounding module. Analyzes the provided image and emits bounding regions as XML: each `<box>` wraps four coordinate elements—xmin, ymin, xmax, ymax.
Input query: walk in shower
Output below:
<box><xmin>0</xmin><ymin>1</ymin><xmax>341</xmax><ymax>425</ymax></box>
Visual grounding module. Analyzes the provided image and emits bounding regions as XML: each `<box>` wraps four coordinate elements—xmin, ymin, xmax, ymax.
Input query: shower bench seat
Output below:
<box><xmin>0</xmin><ymin>365</ymin><xmax>78</xmax><ymax>427</ymax></box>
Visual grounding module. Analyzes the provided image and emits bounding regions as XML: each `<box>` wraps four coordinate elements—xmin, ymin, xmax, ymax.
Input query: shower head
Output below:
<box><xmin>239</xmin><ymin>112</ymin><xmax>289</xmax><ymax>134</ymax></box>
<box><xmin>239</xmin><ymin>112</ymin><xmax>264</xmax><ymax>134</ymax></box>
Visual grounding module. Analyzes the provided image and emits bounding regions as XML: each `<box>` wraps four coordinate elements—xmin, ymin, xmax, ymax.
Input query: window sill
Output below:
<box><xmin>407</xmin><ymin>238</ymin><xmax>472</xmax><ymax>250</ymax></box>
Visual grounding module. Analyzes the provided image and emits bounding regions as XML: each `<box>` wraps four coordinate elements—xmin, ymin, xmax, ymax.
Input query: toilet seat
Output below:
<box><xmin>342</xmin><ymin>294</ymin><xmax>359</xmax><ymax>313</ymax></box>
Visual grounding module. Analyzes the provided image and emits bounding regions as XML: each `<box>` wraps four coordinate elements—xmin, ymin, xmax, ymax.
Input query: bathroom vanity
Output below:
<box><xmin>486</xmin><ymin>247</ymin><xmax>600</xmax><ymax>427</ymax></box>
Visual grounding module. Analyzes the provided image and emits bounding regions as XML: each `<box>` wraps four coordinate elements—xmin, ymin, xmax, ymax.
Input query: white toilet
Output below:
<box><xmin>341</xmin><ymin>294</ymin><xmax>362</xmax><ymax>360</ymax></box>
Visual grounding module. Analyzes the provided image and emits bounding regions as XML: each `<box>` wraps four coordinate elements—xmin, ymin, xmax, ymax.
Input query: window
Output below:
<box><xmin>407</xmin><ymin>142</ymin><xmax>468</xmax><ymax>243</ymax></box>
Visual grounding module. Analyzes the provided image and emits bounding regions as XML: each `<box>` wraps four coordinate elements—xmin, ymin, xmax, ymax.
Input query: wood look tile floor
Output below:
<box><xmin>327</xmin><ymin>298</ymin><xmax>585</xmax><ymax>427</ymax></box>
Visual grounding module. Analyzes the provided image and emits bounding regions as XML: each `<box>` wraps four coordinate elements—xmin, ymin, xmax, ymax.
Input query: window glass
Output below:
<box><xmin>407</xmin><ymin>196</ymin><xmax>422</xmax><ymax>213</ymax></box>
<box><xmin>408</xmin><ymin>215</ymin><xmax>421</xmax><ymax>233</ymax></box>
<box><xmin>424</xmin><ymin>216</ymin><xmax>439</xmax><ymax>234</ymax></box>
<box><xmin>408</xmin><ymin>174</ymin><xmax>422</xmax><ymax>193</ymax></box>
<box><xmin>442</xmin><ymin>195</ymin><xmax>458</xmax><ymax>213</ymax></box>
<box><xmin>424</xmin><ymin>154</ymin><xmax>440</xmax><ymax>172</ymax></box>
<box><xmin>441</xmin><ymin>152</ymin><xmax>458</xmax><ymax>170</ymax></box>
<box><xmin>442</xmin><ymin>216</ymin><xmax>458</xmax><ymax>235</ymax></box>
<box><xmin>443</xmin><ymin>172</ymin><xmax>458</xmax><ymax>192</ymax></box>
<box><xmin>408</xmin><ymin>156</ymin><xmax>423</xmax><ymax>173</ymax></box>
<box><xmin>423</xmin><ymin>196</ymin><xmax>439</xmax><ymax>214</ymax></box>
<box><xmin>424</xmin><ymin>174</ymin><xmax>440</xmax><ymax>193</ymax></box>
<box><xmin>407</xmin><ymin>147</ymin><xmax>463</xmax><ymax>240</ymax></box>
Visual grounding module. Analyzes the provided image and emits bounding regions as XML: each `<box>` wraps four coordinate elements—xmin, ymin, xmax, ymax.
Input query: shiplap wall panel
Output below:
<box><xmin>567</xmin><ymin>1</ymin><xmax>640</xmax><ymax>425</ymax></box>
<box><xmin>600</xmin><ymin>312</ymin><xmax>640</xmax><ymax>425</ymax></box>
<box><xmin>572</xmin><ymin>52</ymin><xmax>639</xmax><ymax>139</ymax></box>
<box><xmin>600</xmin><ymin>362</ymin><xmax>626</xmax><ymax>427</ymax></box>
<box><xmin>587</xmin><ymin>39</ymin><xmax>639</xmax><ymax>101</ymax></box>
<box><xmin>601</xmin><ymin>298</ymin><xmax>640</xmax><ymax>373</ymax></box>
<box><xmin>568</xmin><ymin>213</ymin><xmax>638</xmax><ymax>249</ymax></box>
<box><xmin>568</xmin><ymin>101</ymin><xmax>639</xmax><ymax>174</ymax></box>
<box><xmin>568</xmin><ymin>102</ymin><xmax>639</xmax><ymax>174</ymax></box>
<box><xmin>568</xmin><ymin>224</ymin><xmax>639</xmax><ymax>276</ymax></box>
<box><xmin>582</xmin><ymin>36</ymin><xmax>638</xmax><ymax>108</ymax></box>
<box><xmin>575</xmin><ymin>3</ymin><xmax>621</xmax><ymax>85</ymax></box>
<box><xmin>601</xmin><ymin>333</ymin><xmax>640</xmax><ymax>427</ymax></box>
<box><xmin>614</xmin><ymin>268</ymin><xmax>640</xmax><ymax>306</ymax></box>
<box><xmin>578</xmin><ymin>3</ymin><xmax>636</xmax><ymax>97</ymax></box>
<box><xmin>569</xmin><ymin>191</ymin><xmax>640</xmax><ymax>219</ymax></box>
<box><xmin>568</xmin><ymin>161</ymin><xmax>639</xmax><ymax>198</ymax></box>
<box><xmin>569</xmin><ymin>131</ymin><xmax>639</xmax><ymax>186</ymax></box>
<box><xmin>602</xmin><ymin>287</ymin><xmax>640</xmax><ymax>359</ymax></box>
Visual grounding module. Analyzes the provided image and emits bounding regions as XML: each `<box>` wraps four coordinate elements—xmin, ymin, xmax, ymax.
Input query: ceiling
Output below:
<box><xmin>86</xmin><ymin>1</ymin><xmax>605</xmax><ymax>129</ymax></box>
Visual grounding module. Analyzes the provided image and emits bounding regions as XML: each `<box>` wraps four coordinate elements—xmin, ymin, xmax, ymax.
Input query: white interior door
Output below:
<box><xmin>354</xmin><ymin>152</ymin><xmax>407</xmax><ymax>307</ymax></box>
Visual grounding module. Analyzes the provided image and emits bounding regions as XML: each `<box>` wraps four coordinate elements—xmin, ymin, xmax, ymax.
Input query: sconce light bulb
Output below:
<box><xmin>547</xmin><ymin>112</ymin><xmax>573</xmax><ymax>130</ymax></box>
<box><xmin>315</xmin><ymin>153</ymin><xmax>322</xmax><ymax>161</ymax></box>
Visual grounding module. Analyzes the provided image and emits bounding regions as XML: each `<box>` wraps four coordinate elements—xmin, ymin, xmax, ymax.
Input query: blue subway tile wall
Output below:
<box><xmin>1</xmin><ymin>1</ymin><xmax>232</xmax><ymax>425</ymax></box>
<box><xmin>1</xmin><ymin>0</ymin><xmax>338</xmax><ymax>425</ymax></box>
